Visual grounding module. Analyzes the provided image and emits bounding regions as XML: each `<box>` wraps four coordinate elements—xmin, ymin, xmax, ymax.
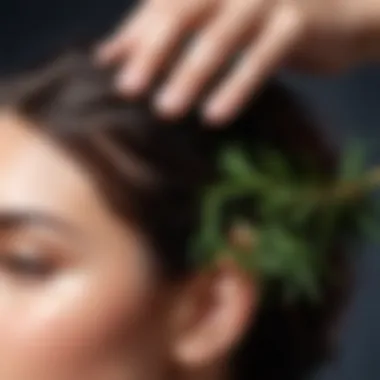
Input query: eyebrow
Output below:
<box><xmin>0</xmin><ymin>211</ymin><xmax>77</xmax><ymax>236</ymax></box>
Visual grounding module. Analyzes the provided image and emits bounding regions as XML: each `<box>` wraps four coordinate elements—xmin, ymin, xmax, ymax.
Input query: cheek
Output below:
<box><xmin>0</xmin><ymin>257</ymin><xmax>167</xmax><ymax>378</ymax></box>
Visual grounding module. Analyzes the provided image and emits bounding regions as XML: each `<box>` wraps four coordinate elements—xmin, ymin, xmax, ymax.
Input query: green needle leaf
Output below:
<box><xmin>193</xmin><ymin>138</ymin><xmax>376</xmax><ymax>305</ymax></box>
<box><xmin>220</xmin><ymin>147</ymin><xmax>256</xmax><ymax>181</ymax></box>
<box><xmin>339</xmin><ymin>139</ymin><xmax>367</xmax><ymax>181</ymax></box>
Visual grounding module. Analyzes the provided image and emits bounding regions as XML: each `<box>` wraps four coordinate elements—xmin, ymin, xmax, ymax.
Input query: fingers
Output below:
<box><xmin>96</xmin><ymin>3</ymin><xmax>147</xmax><ymax>65</ymax></box>
<box><xmin>154</xmin><ymin>4</ymin><xmax>262</xmax><ymax>117</ymax></box>
<box><xmin>203</xmin><ymin>6</ymin><xmax>304</xmax><ymax>125</ymax></box>
<box><xmin>97</xmin><ymin>0</ymin><xmax>215</xmax><ymax>95</ymax></box>
<box><xmin>96</xmin><ymin>0</ymin><xmax>305</xmax><ymax>125</ymax></box>
<box><xmin>115</xmin><ymin>16</ymin><xmax>187</xmax><ymax>95</ymax></box>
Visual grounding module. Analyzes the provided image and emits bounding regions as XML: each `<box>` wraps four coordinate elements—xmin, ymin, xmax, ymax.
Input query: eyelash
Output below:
<box><xmin>0</xmin><ymin>253</ymin><xmax>56</xmax><ymax>279</ymax></box>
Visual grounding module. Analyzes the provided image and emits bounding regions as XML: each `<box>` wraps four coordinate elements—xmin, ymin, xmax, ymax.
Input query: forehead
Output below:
<box><xmin>0</xmin><ymin>109</ymin><xmax>136</xmax><ymax>243</ymax></box>
<box><xmin>0</xmin><ymin>110</ymin><xmax>95</xmax><ymax>221</ymax></box>
<box><xmin>0</xmin><ymin>110</ymin><xmax>151</xmax><ymax>262</ymax></box>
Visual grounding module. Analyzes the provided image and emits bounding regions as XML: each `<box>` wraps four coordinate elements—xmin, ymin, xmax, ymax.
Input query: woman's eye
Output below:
<box><xmin>0</xmin><ymin>253</ymin><xmax>55</xmax><ymax>279</ymax></box>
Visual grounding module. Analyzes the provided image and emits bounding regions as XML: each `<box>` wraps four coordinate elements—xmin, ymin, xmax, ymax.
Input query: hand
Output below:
<box><xmin>96</xmin><ymin>0</ymin><xmax>379</xmax><ymax>125</ymax></box>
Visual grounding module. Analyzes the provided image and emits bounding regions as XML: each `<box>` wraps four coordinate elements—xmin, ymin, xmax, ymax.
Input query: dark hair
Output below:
<box><xmin>0</xmin><ymin>52</ymin><xmax>349</xmax><ymax>379</ymax></box>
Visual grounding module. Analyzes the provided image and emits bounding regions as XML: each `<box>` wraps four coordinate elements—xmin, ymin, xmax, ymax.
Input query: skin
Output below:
<box><xmin>0</xmin><ymin>110</ymin><xmax>255</xmax><ymax>380</ymax></box>
<box><xmin>0</xmin><ymin>110</ymin><xmax>172</xmax><ymax>380</ymax></box>
<box><xmin>97</xmin><ymin>0</ymin><xmax>380</xmax><ymax>125</ymax></box>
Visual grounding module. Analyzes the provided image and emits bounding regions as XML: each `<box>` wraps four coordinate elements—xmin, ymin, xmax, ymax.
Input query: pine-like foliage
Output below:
<box><xmin>192</xmin><ymin>141</ymin><xmax>380</xmax><ymax>302</ymax></box>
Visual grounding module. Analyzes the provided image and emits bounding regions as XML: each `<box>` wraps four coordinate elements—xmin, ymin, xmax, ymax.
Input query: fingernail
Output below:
<box><xmin>203</xmin><ymin>100</ymin><xmax>231</xmax><ymax>126</ymax></box>
<box><xmin>117</xmin><ymin>69</ymin><xmax>146</xmax><ymax>95</ymax></box>
<box><xmin>155</xmin><ymin>90</ymin><xmax>186</xmax><ymax>117</ymax></box>
<box><xmin>204</xmin><ymin>101</ymin><xmax>222</xmax><ymax>122</ymax></box>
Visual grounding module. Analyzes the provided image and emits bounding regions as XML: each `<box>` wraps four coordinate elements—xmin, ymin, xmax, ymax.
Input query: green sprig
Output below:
<box><xmin>192</xmin><ymin>142</ymin><xmax>380</xmax><ymax>302</ymax></box>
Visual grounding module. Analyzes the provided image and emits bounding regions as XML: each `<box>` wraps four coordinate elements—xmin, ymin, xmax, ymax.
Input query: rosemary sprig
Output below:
<box><xmin>192</xmin><ymin>142</ymin><xmax>380</xmax><ymax>302</ymax></box>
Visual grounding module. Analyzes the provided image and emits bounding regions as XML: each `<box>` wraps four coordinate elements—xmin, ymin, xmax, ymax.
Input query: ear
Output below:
<box><xmin>169</xmin><ymin>258</ymin><xmax>259</xmax><ymax>370</ymax></box>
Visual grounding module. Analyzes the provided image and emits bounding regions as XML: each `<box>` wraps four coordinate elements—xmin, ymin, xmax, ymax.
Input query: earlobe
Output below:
<box><xmin>171</xmin><ymin>258</ymin><xmax>259</xmax><ymax>370</ymax></box>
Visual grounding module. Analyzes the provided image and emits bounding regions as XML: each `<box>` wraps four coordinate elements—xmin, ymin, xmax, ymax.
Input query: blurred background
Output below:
<box><xmin>285</xmin><ymin>69</ymin><xmax>380</xmax><ymax>380</ymax></box>
<box><xmin>1</xmin><ymin>1</ymin><xmax>379</xmax><ymax>378</ymax></box>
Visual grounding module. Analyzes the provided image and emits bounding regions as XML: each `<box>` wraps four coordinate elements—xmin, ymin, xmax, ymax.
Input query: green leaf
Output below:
<box><xmin>257</xmin><ymin>225</ymin><xmax>298</xmax><ymax>277</ymax></box>
<box><xmin>195</xmin><ymin>186</ymin><xmax>226</xmax><ymax>263</ymax></box>
<box><xmin>220</xmin><ymin>147</ymin><xmax>256</xmax><ymax>181</ymax></box>
<box><xmin>192</xmin><ymin>139</ymin><xmax>379</xmax><ymax>305</ymax></box>
<box><xmin>339</xmin><ymin>140</ymin><xmax>367</xmax><ymax>181</ymax></box>
<box><xmin>290</xmin><ymin>197</ymin><xmax>318</xmax><ymax>226</ymax></box>
<box><xmin>260</xmin><ymin>188</ymin><xmax>294</xmax><ymax>221</ymax></box>
<box><xmin>256</xmin><ymin>223</ymin><xmax>320</xmax><ymax>299</ymax></box>
<box><xmin>255</xmin><ymin>243</ymin><xmax>286</xmax><ymax>278</ymax></box>
<box><xmin>258</xmin><ymin>149</ymin><xmax>293</xmax><ymax>182</ymax></box>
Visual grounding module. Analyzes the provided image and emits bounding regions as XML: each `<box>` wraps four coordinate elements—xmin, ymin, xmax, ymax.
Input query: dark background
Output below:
<box><xmin>0</xmin><ymin>1</ymin><xmax>379</xmax><ymax>379</ymax></box>
<box><xmin>286</xmin><ymin>70</ymin><xmax>380</xmax><ymax>380</ymax></box>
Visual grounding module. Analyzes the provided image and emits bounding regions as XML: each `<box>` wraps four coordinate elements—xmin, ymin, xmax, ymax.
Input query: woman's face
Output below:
<box><xmin>0</xmin><ymin>111</ymin><xmax>175</xmax><ymax>380</ymax></box>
